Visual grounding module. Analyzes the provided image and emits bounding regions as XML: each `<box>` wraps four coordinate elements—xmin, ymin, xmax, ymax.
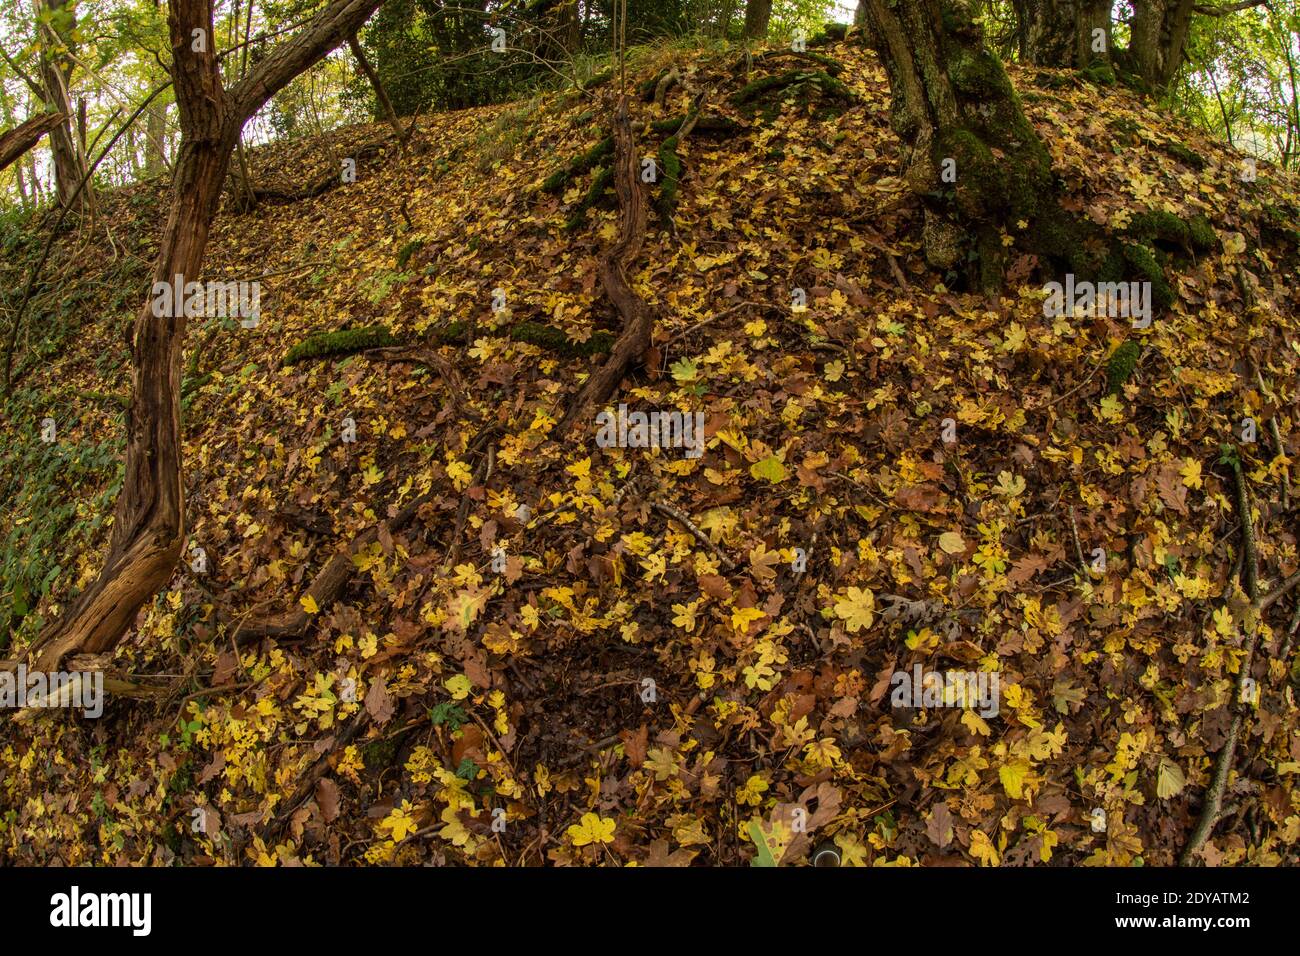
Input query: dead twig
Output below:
<box><xmin>1180</xmin><ymin>455</ymin><xmax>1261</xmax><ymax>865</ymax></box>
<box><xmin>650</xmin><ymin>499</ymin><xmax>737</xmax><ymax>571</ymax></box>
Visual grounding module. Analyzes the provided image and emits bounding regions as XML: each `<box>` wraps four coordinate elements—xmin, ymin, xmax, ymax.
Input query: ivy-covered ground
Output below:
<box><xmin>2</xmin><ymin>36</ymin><xmax>1300</xmax><ymax>866</ymax></box>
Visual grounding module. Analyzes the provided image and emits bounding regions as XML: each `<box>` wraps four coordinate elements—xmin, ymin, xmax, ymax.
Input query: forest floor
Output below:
<box><xmin>2</xmin><ymin>36</ymin><xmax>1300</xmax><ymax>866</ymax></box>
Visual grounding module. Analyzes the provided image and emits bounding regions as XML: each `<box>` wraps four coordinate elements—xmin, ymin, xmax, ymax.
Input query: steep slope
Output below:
<box><xmin>3</xmin><ymin>37</ymin><xmax>1300</xmax><ymax>867</ymax></box>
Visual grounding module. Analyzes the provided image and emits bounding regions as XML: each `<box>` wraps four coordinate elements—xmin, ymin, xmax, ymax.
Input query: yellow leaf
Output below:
<box><xmin>938</xmin><ymin>531</ymin><xmax>966</xmax><ymax>555</ymax></box>
<box><xmin>300</xmin><ymin>594</ymin><xmax>320</xmax><ymax>615</ymax></box>
<box><xmin>750</xmin><ymin>455</ymin><xmax>788</xmax><ymax>483</ymax></box>
<box><xmin>999</xmin><ymin>760</ymin><xmax>1031</xmax><ymax>800</ymax></box>
<box><xmin>445</xmin><ymin>674</ymin><xmax>472</xmax><ymax>700</ymax></box>
<box><xmin>1156</xmin><ymin>757</ymin><xmax>1185</xmax><ymax>799</ymax></box>
<box><xmin>566</xmin><ymin>812</ymin><xmax>616</xmax><ymax>847</ymax></box>
<box><xmin>969</xmin><ymin>828</ymin><xmax>1000</xmax><ymax>866</ymax></box>
<box><xmin>833</xmin><ymin>587</ymin><xmax>875</xmax><ymax>633</ymax></box>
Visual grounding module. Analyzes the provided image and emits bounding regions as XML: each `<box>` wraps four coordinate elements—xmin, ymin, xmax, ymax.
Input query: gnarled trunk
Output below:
<box><xmin>1129</xmin><ymin>0</ymin><xmax>1195</xmax><ymax>94</ymax></box>
<box><xmin>27</xmin><ymin>0</ymin><xmax>388</xmax><ymax>674</ymax></box>
<box><xmin>858</xmin><ymin>0</ymin><xmax>1055</xmax><ymax>288</ymax></box>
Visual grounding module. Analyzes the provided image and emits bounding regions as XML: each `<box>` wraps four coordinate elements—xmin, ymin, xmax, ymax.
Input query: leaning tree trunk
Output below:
<box><xmin>0</xmin><ymin>111</ymin><xmax>65</xmax><ymax>173</ymax></box>
<box><xmin>858</xmin><ymin>0</ymin><xmax>1055</xmax><ymax>289</ymax></box>
<box><xmin>28</xmin><ymin>0</ymin><xmax>387</xmax><ymax>674</ymax></box>
<box><xmin>743</xmin><ymin>0</ymin><xmax>772</xmax><ymax>39</ymax></box>
<box><xmin>1011</xmin><ymin>0</ymin><xmax>1112</xmax><ymax>69</ymax></box>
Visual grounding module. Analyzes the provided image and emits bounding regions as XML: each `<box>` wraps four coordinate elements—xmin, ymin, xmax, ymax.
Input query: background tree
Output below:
<box><xmin>36</xmin><ymin>0</ymin><xmax>91</xmax><ymax>210</ymax></box>
<box><xmin>744</xmin><ymin>0</ymin><xmax>772</xmax><ymax>38</ymax></box>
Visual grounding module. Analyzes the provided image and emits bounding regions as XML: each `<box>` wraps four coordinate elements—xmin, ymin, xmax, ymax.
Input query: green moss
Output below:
<box><xmin>1080</xmin><ymin>60</ymin><xmax>1116</xmax><ymax>86</ymax></box>
<box><xmin>541</xmin><ymin>136</ymin><xmax>614</xmax><ymax>194</ymax></box>
<box><xmin>656</xmin><ymin>134</ymin><xmax>683</xmax><ymax>223</ymax></box>
<box><xmin>1113</xmin><ymin>243</ymin><xmax>1174</xmax><ymax>312</ymax></box>
<box><xmin>508</xmin><ymin>322</ymin><xmax>614</xmax><ymax>356</ymax></box>
<box><xmin>1186</xmin><ymin>215</ymin><xmax>1216</xmax><ymax>250</ymax></box>
<box><xmin>1106</xmin><ymin>340</ymin><xmax>1140</xmax><ymax>395</ymax></box>
<box><xmin>731</xmin><ymin>70</ymin><xmax>854</xmax><ymax>120</ymax></box>
<box><xmin>395</xmin><ymin>239</ymin><xmax>425</xmax><ymax>271</ymax></box>
<box><xmin>949</xmin><ymin>47</ymin><xmax>1014</xmax><ymax>100</ymax></box>
<box><xmin>1129</xmin><ymin>208</ymin><xmax>1217</xmax><ymax>252</ymax></box>
<box><xmin>648</xmin><ymin>114</ymin><xmax>742</xmax><ymax>137</ymax></box>
<box><xmin>564</xmin><ymin>165</ymin><xmax>615</xmax><ymax>231</ymax></box>
<box><xmin>936</xmin><ymin>127</ymin><xmax>1002</xmax><ymax>218</ymax></box>
<box><xmin>282</xmin><ymin>325</ymin><xmax>399</xmax><ymax>367</ymax></box>
<box><xmin>1162</xmin><ymin>139</ymin><xmax>1206</xmax><ymax>170</ymax></box>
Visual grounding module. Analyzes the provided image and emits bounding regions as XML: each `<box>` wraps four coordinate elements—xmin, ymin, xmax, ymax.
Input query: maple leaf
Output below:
<box><xmin>379</xmin><ymin>801</ymin><xmax>418</xmax><ymax>842</ymax></box>
<box><xmin>833</xmin><ymin>587</ymin><xmax>876</xmax><ymax>633</ymax></box>
<box><xmin>567</xmin><ymin>812</ymin><xmax>616</xmax><ymax>847</ymax></box>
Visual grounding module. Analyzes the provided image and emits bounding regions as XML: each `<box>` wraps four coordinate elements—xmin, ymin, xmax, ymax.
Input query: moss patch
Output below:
<box><xmin>284</xmin><ymin>321</ymin><xmax>614</xmax><ymax>367</ymax></box>
<box><xmin>282</xmin><ymin>325</ymin><xmax>400</xmax><ymax>366</ymax></box>
<box><xmin>732</xmin><ymin>70</ymin><xmax>855</xmax><ymax>121</ymax></box>
<box><xmin>541</xmin><ymin>136</ymin><xmax>614</xmax><ymax>194</ymax></box>
<box><xmin>1106</xmin><ymin>340</ymin><xmax>1140</xmax><ymax>395</ymax></box>
<box><xmin>564</xmin><ymin>165</ymin><xmax>616</xmax><ymax>231</ymax></box>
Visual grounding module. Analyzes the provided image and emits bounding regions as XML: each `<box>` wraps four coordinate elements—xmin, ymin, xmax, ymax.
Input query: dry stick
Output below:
<box><xmin>2</xmin><ymin>80</ymin><xmax>172</xmax><ymax>392</ymax></box>
<box><xmin>651</xmin><ymin>500</ymin><xmax>737</xmax><ymax>571</ymax></box>
<box><xmin>228</xmin><ymin>492</ymin><xmax>431</xmax><ymax>643</ymax></box>
<box><xmin>1180</xmin><ymin>456</ymin><xmax>1261</xmax><ymax>865</ymax></box>
<box><xmin>271</xmin><ymin>712</ymin><xmax>370</xmax><ymax>828</ymax></box>
<box><xmin>1251</xmin><ymin>360</ymin><xmax>1290</xmax><ymax>511</ymax></box>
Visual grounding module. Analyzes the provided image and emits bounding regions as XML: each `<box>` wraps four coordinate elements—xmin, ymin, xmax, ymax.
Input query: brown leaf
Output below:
<box><xmin>926</xmin><ymin>803</ymin><xmax>954</xmax><ymax>848</ymax></box>
<box><xmin>316</xmin><ymin>778</ymin><xmax>341</xmax><ymax>823</ymax></box>
<box><xmin>365</xmin><ymin>675</ymin><xmax>395</xmax><ymax>725</ymax></box>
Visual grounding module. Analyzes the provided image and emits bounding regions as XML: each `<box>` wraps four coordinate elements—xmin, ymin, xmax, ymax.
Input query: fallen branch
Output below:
<box><xmin>651</xmin><ymin>500</ymin><xmax>737</xmax><ymax>571</ymax></box>
<box><xmin>1180</xmin><ymin>454</ymin><xmax>1262</xmax><ymax>865</ymax></box>
<box><xmin>562</xmin><ymin>98</ymin><xmax>654</xmax><ymax>431</ymax></box>
<box><xmin>0</xmin><ymin>112</ymin><xmax>65</xmax><ymax>173</ymax></box>
<box><xmin>227</xmin><ymin>492</ymin><xmax>431</xmax><ymax>644</ymax></box>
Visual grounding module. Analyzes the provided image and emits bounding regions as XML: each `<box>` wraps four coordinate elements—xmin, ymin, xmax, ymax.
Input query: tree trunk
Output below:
<box><xmin>1012</xmin><ymin>0</ymin><xmax>1111</xmax><ymax>68</ymax></box>
<box><xmin>37</xmin><ymin>0</ymin><xmax>89</xmax><ymax>212</ymax></box>
<box><xmin>0</xmin><ymin>111</ymin><xmax>65</xmax><ymax>173</ymax></box>
<box><xmin>348</xmin><ymin>34</ymin><xmax>407</xmax><ymax>142</ymax></box>
<box><xmin>145</xmin><ymin>102</ymin><xmax>168</xmax><ymax>175</ymax></box>
<box><xmin>858</xmin><ymin>0</ymin><xmax>1055</xmax><ymax>288</ymax></box>
<box><xmin>743</xmin><ymin>0</ymin><xmax>772</xmax><ymax>39</ymax></box>
<box><xmin>27</xmin><ymin>0</ymin><xmax>388</xmax><ymax>674</ymax></box>
<box><xmin>1129</xmin><ymin>0</ymin><xmax>1196</xmax><ymax>93</ymax></box>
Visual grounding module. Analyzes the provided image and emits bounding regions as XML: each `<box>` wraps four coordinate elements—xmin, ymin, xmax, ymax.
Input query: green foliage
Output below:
<box><xmin>0</xmin><ymin>403</ymin><xmax>122</xmax><ymax>649</ymax></box>
<box><xmin>1106</xmin><ymin>340</ymin><xmax>1141</xmax><ymax>395</ymax></box>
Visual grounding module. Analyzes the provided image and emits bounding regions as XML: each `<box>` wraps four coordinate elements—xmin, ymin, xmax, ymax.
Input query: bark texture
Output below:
<box><xmin>858</xmin><ymin>0</ymin><xmax>1055</xmax><ymax>287</ymax></box>
<box><xmin>27</xmin><ymin>0</ymin><xmax>387</xmax><ymax>674</ymax></box>
<box><xmin>0</xmin><ymin>111</ymin><xmax>64</xmax><ymax>173</ymax></box>
<box><xmin>744</xmin><ymin>0</ymin><xmax>773</xmax><ymax>39</ymax></box>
